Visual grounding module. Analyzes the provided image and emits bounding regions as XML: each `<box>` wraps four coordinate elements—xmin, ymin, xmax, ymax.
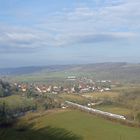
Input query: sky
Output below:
<box><xmin>0</xmin><ymin>0</ymin><xmax>140</xmax><ymax>68</ymax></box>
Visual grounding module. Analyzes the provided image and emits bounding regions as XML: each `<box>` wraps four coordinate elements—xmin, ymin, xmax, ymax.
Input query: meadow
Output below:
<box><xmin>0</xmin><ymin>95</ymin><xmax>34</xmax><ymax>111</ymax></box>
<box><xmin>82</xmin><ymin>91</ymin><xmax>120</xmax><ymax>101</ymax></box>
<box><xmin>58</xmin><ymin>93</ymin><xmax>90</xmax><ymax>104</ymax></box>
<box><xmin>94</xmin><ymin>104</ymin><xmax>132</xmax><ymax>116</ymax></box>
<box><xmin>0</xmin><ymin>109</ymin><xmax>140</xmax><ymax>140</ymax></box>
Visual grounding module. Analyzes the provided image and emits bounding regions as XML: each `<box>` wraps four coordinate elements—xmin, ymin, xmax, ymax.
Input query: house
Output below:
<box><xmin>67</xmin><ymin>76</ymin><xmax>76</xmax><ymax>81</ymax></box>
<box><xmin>80</xmin><ymin>88</ymin><xmax>90</xmax><ymax>93</ymax></box>
<box><xmin>36</xmin><ymin>86</ymin><xmax>42</xmax><ymax>93</ymax></box>
<box><xmin>104</xmin><ymin>88</ymin><xmax>111</xmax><ymax>91</ymax></box>
<box><xmin>71</xmin><ymin>87</ymin><xmax>75</xmax><ymax>93</ymax></box>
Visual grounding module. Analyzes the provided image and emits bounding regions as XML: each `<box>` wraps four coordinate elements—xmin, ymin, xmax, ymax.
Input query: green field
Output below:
<box><xmin>12</xmin><ymin>71</ymin><xmax>96</xmax><ymax>82</ymax></box>
<box><xmin>58</xmin><ymin>94</ymin><xmax>89</xmax><ymax>104</ymax></box>
<box><xmin>0</xmin><ymin>109</ymin><xmax>140</xmax><ymax>140</ymax></box>
<box><xmin>94</xmin><ymin>104</ymin><xmax>132</xmax><ymax>116</ymax></box>
<box><xmin>82</xmin><ymin>92</ymin><xmax>120</xmax><ymax>100</ymax></box>
<box><xmin>0</xmin><ymin>95</ymin><xmax>34</xmax><ymax>110</ymax></box>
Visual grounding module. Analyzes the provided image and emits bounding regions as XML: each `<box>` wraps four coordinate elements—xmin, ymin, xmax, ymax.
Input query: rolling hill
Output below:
<box><xmin>1</xmin><ymin>62</ymin><xmax>140</xmax><ymax>83</ymax></box>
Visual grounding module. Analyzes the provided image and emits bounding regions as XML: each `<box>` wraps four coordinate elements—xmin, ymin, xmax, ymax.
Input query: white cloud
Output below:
<box><xmin>0</xmin><ymin>0</ymin><xmax>139</xmax><ymax>52</ymax></box>
<box><xmin>38</xmin><ymin>0</ymin><xmax>140</xmax><ymax>36</ymax></box>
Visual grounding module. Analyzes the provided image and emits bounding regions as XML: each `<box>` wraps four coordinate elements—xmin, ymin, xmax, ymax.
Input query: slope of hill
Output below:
<box><xmin>0</xmin><ymin>65</ymin><xmax>74</xmax><ymax>75</ymax></box>
<box><xmin>1</xmin><ymin>109</ymin><xmax>140</xmax><ymax>140</ymax></box>
<box><xmin>1</xmin><ymin>62</ymin><xmax>140</xmax><ymax>83</ymax></box>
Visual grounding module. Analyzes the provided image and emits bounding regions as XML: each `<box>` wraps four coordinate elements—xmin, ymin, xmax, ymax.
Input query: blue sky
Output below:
<box><xmin>0</xmin><ymin>0</ymin><xmax>140</xmax><ymax>68</ymax></box>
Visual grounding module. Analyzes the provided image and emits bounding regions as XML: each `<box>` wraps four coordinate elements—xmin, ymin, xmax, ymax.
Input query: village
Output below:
<box><xmin>12</xmin><ymin>76</ymin><xmax>114</xmax><ymax>95</ymax></box>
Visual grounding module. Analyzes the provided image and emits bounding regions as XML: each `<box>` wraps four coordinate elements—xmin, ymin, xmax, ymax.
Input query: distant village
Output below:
<box><xmin>11</xmin><ymin>76</ymin><xmax>117</xmax><ymax>95</ymax></box>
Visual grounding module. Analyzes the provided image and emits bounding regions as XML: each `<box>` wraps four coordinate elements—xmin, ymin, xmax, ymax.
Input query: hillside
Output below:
<box><xmin>1</xmin><ymin>109</ymin><xmax>140</xmax><ymax>140</ymax></box>
<box><xmin>0</xmin><ymin>65</ymin><xmax>74</xmax><ymax>75</ymax></box>
<box><xmin>1</xmin><ymin>62</ymin><xmax>140</xmax><ymax>83</ymax></box>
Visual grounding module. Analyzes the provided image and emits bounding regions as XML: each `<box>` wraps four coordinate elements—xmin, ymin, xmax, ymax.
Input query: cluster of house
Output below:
<box><xmin>13</xmin><ymin>78</ymin><xmax>112</xmax><ymax>95</ymax></box>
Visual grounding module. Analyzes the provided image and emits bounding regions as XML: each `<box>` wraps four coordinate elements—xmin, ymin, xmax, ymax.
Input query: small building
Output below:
<box><xmin>67</xmin><ymin>76</ymin><xmax>76</xmax><ymax>81</ymax></box>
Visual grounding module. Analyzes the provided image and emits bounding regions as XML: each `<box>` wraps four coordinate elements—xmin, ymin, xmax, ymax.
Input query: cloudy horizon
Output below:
<box><xmin>0</xmin><ymin>0</ymin><xmax>140</xmax><ymax>68</ymax></box>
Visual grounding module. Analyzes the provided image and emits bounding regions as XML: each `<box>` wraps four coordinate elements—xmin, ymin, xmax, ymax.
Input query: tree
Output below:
<box><xmin>0</xmin><ymin>101</ymin><xmax>9</xmax><ymax>125</ymax></box>
<box><xmin>0</xmin><ymin>80</ymin><xmax>12</xmax><ymax>97</ymax></box>
<box><xmin>74</xmin><ymin>85</ymin><xmax>80</xmax><ymax>93</ymax></box>
<box><xmin>136</xmin><ymin>112</ymin><xmax>140</xmax><ymax>123</ymax></box>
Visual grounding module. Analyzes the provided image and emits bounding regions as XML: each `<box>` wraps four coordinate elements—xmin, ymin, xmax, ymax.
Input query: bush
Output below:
<box><xmin>136</xmin><ymin>112</ymin><xmax>140</xmax><ymax>123</ymax></box>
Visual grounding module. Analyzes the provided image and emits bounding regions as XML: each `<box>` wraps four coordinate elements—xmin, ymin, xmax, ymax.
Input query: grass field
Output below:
<box><xmin>82</xmin><ymin>92</ymin><xmax>134</xmax><ymax>118</ymax></box>
<box><xmin>0</xmin><ymin>95</ymin><xmax>34</xmax><ymax>110</ymax></box>
<box><xmin>12</xmin><ymin>71</ymin><xmax>96</xmax><ymax>82</ymax></box>
<box><xmin>94</xmin><ymin>104</ymin><xmax>132</xmax><ymax>116</ymax></box>
<box><xmin>58</xmin><ymin>94</ymin><xmax>89</xmax><ymax>104</ymax></box>
<box><xmin>82</xmin><ymin>92</ymin><xmax>120</xmax><ymax>100</ymax></box>
<box><xmin>0</xmin><ymin>109</ymin><xmax>140</xmax><ymax>140</ymax></box>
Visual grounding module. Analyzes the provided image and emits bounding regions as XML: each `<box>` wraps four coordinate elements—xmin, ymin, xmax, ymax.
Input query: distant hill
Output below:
<box><xmin>1</xmin><ymin>62</ymin><xmax>140</xmax><ymax>83</ymax></box>
<box><xmin>0</xmin><ymin>66</ymin><xmax>45</xmax><ymax>75</ymax></box>
<box><xmin>0</xmin><ymin>65</ymin><xmax>74</xmax><ymax>75</ymax></box>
